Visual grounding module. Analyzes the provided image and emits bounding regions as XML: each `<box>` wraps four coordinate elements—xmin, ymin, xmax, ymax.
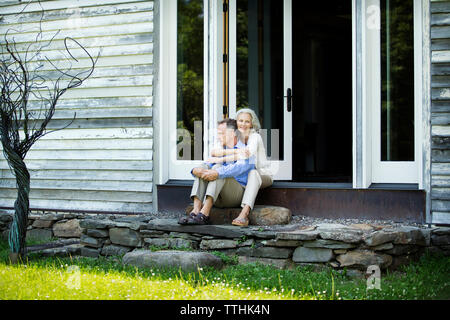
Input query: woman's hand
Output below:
<box><xmin>206</xmin><ymin>157</ymin><xmax>223</xmax><ymax>164</ymax></box>
<box><xmin>238</xmin><ymin>148</ymin><xmax>251</xmax><ymax>158</ymax></box>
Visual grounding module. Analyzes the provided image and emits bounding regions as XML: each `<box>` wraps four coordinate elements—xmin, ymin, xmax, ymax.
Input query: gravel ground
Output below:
<box><xmin>11</xmin><ymin>208</ymin><xmax>428</xmax><ymax>231</ymax></box>
<box><xmin>139</xmin><ymin>210</ymin><xmax>429</xmax><ymax>231</ymax></box>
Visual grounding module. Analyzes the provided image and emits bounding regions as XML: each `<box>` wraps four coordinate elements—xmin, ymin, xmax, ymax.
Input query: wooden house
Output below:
<box><xmin>0</xmin><ymin>0</ymin><xmax>449</xmax><ymax>225</ymax></box>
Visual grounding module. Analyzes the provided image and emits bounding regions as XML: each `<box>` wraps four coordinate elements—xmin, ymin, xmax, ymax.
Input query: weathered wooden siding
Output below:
<box><xmin>0</xmin><ymin>0</ymin><xmax>154</xmax><ymax>213</ymax></box>
<box><xmin>431</xmin><ymin>0</ymin><xmax>450</xmax><ymax>224</ymax></box>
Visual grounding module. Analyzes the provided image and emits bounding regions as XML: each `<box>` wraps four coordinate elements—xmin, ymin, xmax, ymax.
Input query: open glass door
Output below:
<box><xmin>168</xmin><ymin>0</ymin><xmax>208</xmax><ymax>180</ymax></box>
<box><xmin>229</xmin><ymin>0</ymin><xmax>293</xmax><ymax>180</ymax></box>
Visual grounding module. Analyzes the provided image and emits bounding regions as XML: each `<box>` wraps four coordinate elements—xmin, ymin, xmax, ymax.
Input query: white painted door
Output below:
<box><xmin>229</xmin><ymin>0</ymin><xmax>293</xmax><ymax>180</ymax></box>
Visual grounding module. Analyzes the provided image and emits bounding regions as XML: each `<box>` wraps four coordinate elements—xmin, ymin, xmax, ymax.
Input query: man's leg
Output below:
<box><xmin>190</xmin><ymin>163</ymin><xmax>210</xmax><ymax>213</ymax></box>
<box><xmin>199</xmin><ymin>177</ymin><xmax>226</xmax><ymax>217</ymax></box>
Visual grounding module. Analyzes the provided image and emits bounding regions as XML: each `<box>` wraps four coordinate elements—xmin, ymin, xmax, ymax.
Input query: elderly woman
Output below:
<box><xmin>208</xmin><ymin>108</ymin><xmax>273</xmax><ymax>226</ymax></box>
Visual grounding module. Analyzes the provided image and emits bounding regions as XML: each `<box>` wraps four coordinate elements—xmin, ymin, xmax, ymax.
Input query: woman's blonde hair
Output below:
<box><xmin>236</xmin><ymin>108</ymin><xmax>261</xmax><ymax>132</ymax></box>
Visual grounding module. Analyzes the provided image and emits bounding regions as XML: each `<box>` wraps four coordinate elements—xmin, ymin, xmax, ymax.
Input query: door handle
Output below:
<box><xmin>285</xmin><ymin>88</ymin><xmax>292</xmax><ymax>112</ymax></box>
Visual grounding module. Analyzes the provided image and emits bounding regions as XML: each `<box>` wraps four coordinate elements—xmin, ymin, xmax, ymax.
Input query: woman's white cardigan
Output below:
<box><xmin>242</xmin><ymin>131</ymin><xmax>274</xmax><ymax>178</ymax></box>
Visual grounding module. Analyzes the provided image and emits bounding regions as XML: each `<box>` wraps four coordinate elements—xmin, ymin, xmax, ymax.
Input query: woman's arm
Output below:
<box><xmin>207</xmin><ymin>153</ymin><xmax>241</xmax><ymax>164</ymax></box>
<box><xmin>210</xmin><ymin>147</ymin><xmax>240</xmax><ymax>157</ymax></box>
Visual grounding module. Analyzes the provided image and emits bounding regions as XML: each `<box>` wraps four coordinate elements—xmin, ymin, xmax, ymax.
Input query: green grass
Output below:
<box><xmin>0</xmin><ymin>239</ymin><xmax>449</xmax><ymax>300</ymax></box>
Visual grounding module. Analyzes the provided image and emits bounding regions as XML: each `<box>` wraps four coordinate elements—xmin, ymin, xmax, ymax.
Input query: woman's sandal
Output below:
<box><xmin>232</xmin><ymin>217</ymin><xmax>249</xmax><ymax>227</ymax></box>
<box><xmin>178</xmin><ymin>212</ymin><xmax>197</xmax><ymax>225</ymax></box>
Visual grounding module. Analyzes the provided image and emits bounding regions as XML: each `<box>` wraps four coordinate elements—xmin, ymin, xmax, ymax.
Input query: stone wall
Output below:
<box><xmin>1</xmin><ymin>211</ymin><xmax>449</xmax><ymax>275</ymax></box>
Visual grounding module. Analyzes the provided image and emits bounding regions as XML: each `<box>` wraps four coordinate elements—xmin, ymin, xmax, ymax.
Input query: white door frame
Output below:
<box><xmin>362</xmin><ymin>0</ymin><xmax>423</xmax><ymax>186</ymax></box>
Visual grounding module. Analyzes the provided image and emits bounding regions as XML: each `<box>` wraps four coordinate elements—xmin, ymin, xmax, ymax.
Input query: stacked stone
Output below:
<box><xmin>1</xmin><ymin>210</ymin><xmax>449</xmax><ymax>276</ymax></box>
<box><xmin>0</xmin><ymin>210</ymin><xmax>13</xmax><ymax>240</ymax></box>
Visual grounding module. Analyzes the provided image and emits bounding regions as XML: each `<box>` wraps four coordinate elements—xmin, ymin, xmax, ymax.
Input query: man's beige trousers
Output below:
<box><xmin>190</xmin><ymin>164</ymin><xmax>267</xmax><ymax>209</ymax></box>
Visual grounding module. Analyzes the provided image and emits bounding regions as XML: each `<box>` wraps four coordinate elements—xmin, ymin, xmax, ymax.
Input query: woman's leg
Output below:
<box><xmin>233</xmin><ymin>170</ymin><xmax>262</xmax><ymax>225</ymax></box>
<box><xmin>260</xmin><ymin>174</ymin><xmax>273</xmax><ymax>189</ymax></box>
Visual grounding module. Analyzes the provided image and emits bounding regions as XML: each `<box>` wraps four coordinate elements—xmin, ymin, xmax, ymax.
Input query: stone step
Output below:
<box><xmin>122</xmin><ymin>250</ymin><xmax>224</xmax><ymax>272</ymax></box>
<box><xmin>184</xmin><ymin>205</ymin><xmax>291</xmax><ymax>226</ymax></box>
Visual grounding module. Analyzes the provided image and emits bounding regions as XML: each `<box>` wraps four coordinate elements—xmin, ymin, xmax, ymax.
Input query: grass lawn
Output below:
<box><xmin>0</xmin><ymin>239</ymin><xmax>449</xmax><ymax>300</ymax></box>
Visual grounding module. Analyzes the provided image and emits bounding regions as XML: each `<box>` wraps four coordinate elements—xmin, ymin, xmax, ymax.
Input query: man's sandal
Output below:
<box><xmin>178</xmin><ymin>212</ymin><xmax>197</xmax><ymax>225</ymax></box>
<box><xmin>232</xmin><ymin>217</ymin><xmax>249</xmax><ymax>227</ymax></box>
<box><xmin>188</xmin><ymin>212</ymin><xmax>210</xmax><ymax>225</ymax></box>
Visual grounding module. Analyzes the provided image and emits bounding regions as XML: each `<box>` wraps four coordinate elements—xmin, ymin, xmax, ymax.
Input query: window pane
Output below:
<box><xmin>177</xmin><ymin>0</ymin><xmax>204</xmax><ymax>160</ymax></box>
<box><xmin>381</xmin><ymin>0</ymin><xmax>414</xmax><ymax>161</ymax></box>
<box><xmin>236</xmin><ymin>0</ymin><xmax>284</xmax><ymax>160</ymax></box>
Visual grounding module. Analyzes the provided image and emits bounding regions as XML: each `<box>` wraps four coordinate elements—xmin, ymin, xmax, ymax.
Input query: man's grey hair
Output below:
<box><xmin>236</xmin><ymin>108</ymin><xmax>261</xmax><ymax>132</ymax></box>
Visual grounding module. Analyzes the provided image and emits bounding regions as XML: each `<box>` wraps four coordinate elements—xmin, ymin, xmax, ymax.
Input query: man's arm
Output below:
<box><xmin>215</xmin><ymin>157</ymin><xmax>255</xmax><ymax>179</ymax></box>
<box><xmin>191</xmin><ymin>163</ymin><xmax>213</xmax><ymax>178</ymax></box>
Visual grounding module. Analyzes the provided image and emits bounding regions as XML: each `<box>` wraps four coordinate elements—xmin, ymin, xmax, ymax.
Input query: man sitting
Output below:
<box><xmin>178</xmin><ymin>118</ymin><xmax>255</xmax><ymax>225</ymax></box>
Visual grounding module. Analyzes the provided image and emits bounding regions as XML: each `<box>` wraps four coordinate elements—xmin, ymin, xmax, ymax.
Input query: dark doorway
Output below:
<box><xmin>292</xmin><ymin>1</ymin><xmax>353</xmax><ymax>182</ymax></box>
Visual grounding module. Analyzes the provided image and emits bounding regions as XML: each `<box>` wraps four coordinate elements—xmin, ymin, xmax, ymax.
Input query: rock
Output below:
<box><xmin>122</xmin><ymin>250</ymin><xmax>224</xmax><ymax>272</ymax></box>
<box><xmin>333</xmin><ymin>249</ymin><xmax>347</xmax><ymax>254</ymax></box>
<box><xmin>389</xmin><ymin>252</ymin><xmax>423</xmax><ymax>270</ymax></box>
<box><xmin>184</xmin><ymin>205</ymin><xmax>291</xmax><ymax>226</ymax></box>
<box><xmin>144</xmin><ymin>237</ymin><xmax>197</xmax><ymax>249</ymax></box>
<box><xmin>140</xmin><ymin>230</ymin><xmax>167</xmax><ymax>237</ymax></box>
<box><xmin>262</xmin><ymin>239</ymin><xmax>303</xmax><ymax>247</ymax></box>
<box><xmin>238</xmin><ymin>239</ymin><xmax>255</xmax><ymax>247</ymax></box>
<box><xmin>302</xmin><ymin>239</ymin><xmax>357</xmax><ymax>249</ymax></box>
<box><xmin>200</xmin><ymin>239</ymin><xmax>239</xmax><ymax>250</ymax></box>
<box><xmin>349</xmin><ymin>224</ymin><xmax>375</xmax><ymax>231</ymax></box>
<box><xmin>144</xmin><ymin>219</ymin><xmax>250</xmax><ymax>239</ymax></box>
<box><xmin>1</xmin><ymin>230</ymin><xmax>9</xmax><ymax>241</ymax></box>
<box><xmin>393</xmin><ymin>227</ymin><xmax>428</xmax><ymax>246</ymax></box>
<box><xmin>110</xmin><ymin>228</ymin><xmax>142</xmax><ymax>247</ymax></box>
<box><xmin>101</xmin><ymin>245</ymin><xmax>131</xmax><ymax>256</ymax></box>
<box><xmin>32</xmin><ymin>219</ymin><xmax>55</xmax><ymax>229</ymax></box>
<box><xmin>238</xmin><ymin>256</ymin><xmax>295</xmax><ymax>269</ymax></box>
<box><xmin>110</xmin><ymin>221</ymin><xmax>146</xmax><ymax>231</ymax></box>
<box><xmin>26</xmin><ymin>228</ymin><xmax>53</xmax><ymax>242</ymax></box>
<box><xmin>316</xmin><ymin>224</ymin><xmax>363</xmax><ymax>243</ymax></box>
<box><xmin>80</xmin><ymin>247</ymin><xmax>100</xmax><ymax>258</ymax></box>
<box><xmin>292</xmin><ymin>247</ymin><xmax>334</xmax><ymax>263</ymax></box>
<box><xmin>86</xmin><ymin>229</ymin><xmax>109</xmax><ymax>238</ymax></box>
<box><xmin>236</xmin><ymin>246</ymin><xmax>293</xmax><ymax>259</ymax></box>
<box><xmin>336</xmin><ymin>250</ymin><xmax>392</xmax><ymax>270</ymax></box>
<box><xmin>52</xmin><ymin>219</ymin><xmax>82</xmax><ymax>238</ymax></box>
<box><xmin>0</xmin><ymin>212</ymin><xmax>13</xmax><ymax>223</ymax></box>
<box><xmin>114</xmin><ymin>216</ymin><xmax>153</xmax><ymax>223</ymax></box>
<box><xmin>39</xmin><ymin>213</ymin><xmax>61</xmax><ymax>221</ymax></box>
<box><xmin>40</xmin><ymin>244</ymin><xmax>83</xmax><ymax>257</ymax></box>
<box><xmin>80</xmin><ymin>234</ymin><xmax>104</xmax><ymax>248</ymax></box>
<box><xmin>79</xmin><ymin>219</ymin><xmax>115</xmax><ymax>229</ymax></box>
<box><xmin>385</xmin><ymin>245</ymin><xmax>420</xmax><ymax>256</ymax></box>
<box><xmin>432</xmin><ymin>227</ymin><xmax>450</xmax><ymax>236</ymax></box>
<box><xmin>169</xmin><ymin>232</ymin><xmax>202</xmax><ymax>241</ymax></box>
<box><xmin>276</xmin><ymin>230</ymin><xmax>319</xmax><ymax>241</ymax></box>
<box><xmin>249</xmin><ymin>206</ymin><xmax>291</xmax><ymax>226</ymax></box>
<box><xmin>371</xmin><ymin>242</ymin><xmax>394</xmax><ymax>251</ymax></box>
<box><xmin>431</xmin><ymin>234</ymin><xmax>450</xmax><ymax>246</ymax></box>
<box><xmin>364</xmin><ymin>230</ymin><xmax>398</xmax><ymax>247</ymax></box>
